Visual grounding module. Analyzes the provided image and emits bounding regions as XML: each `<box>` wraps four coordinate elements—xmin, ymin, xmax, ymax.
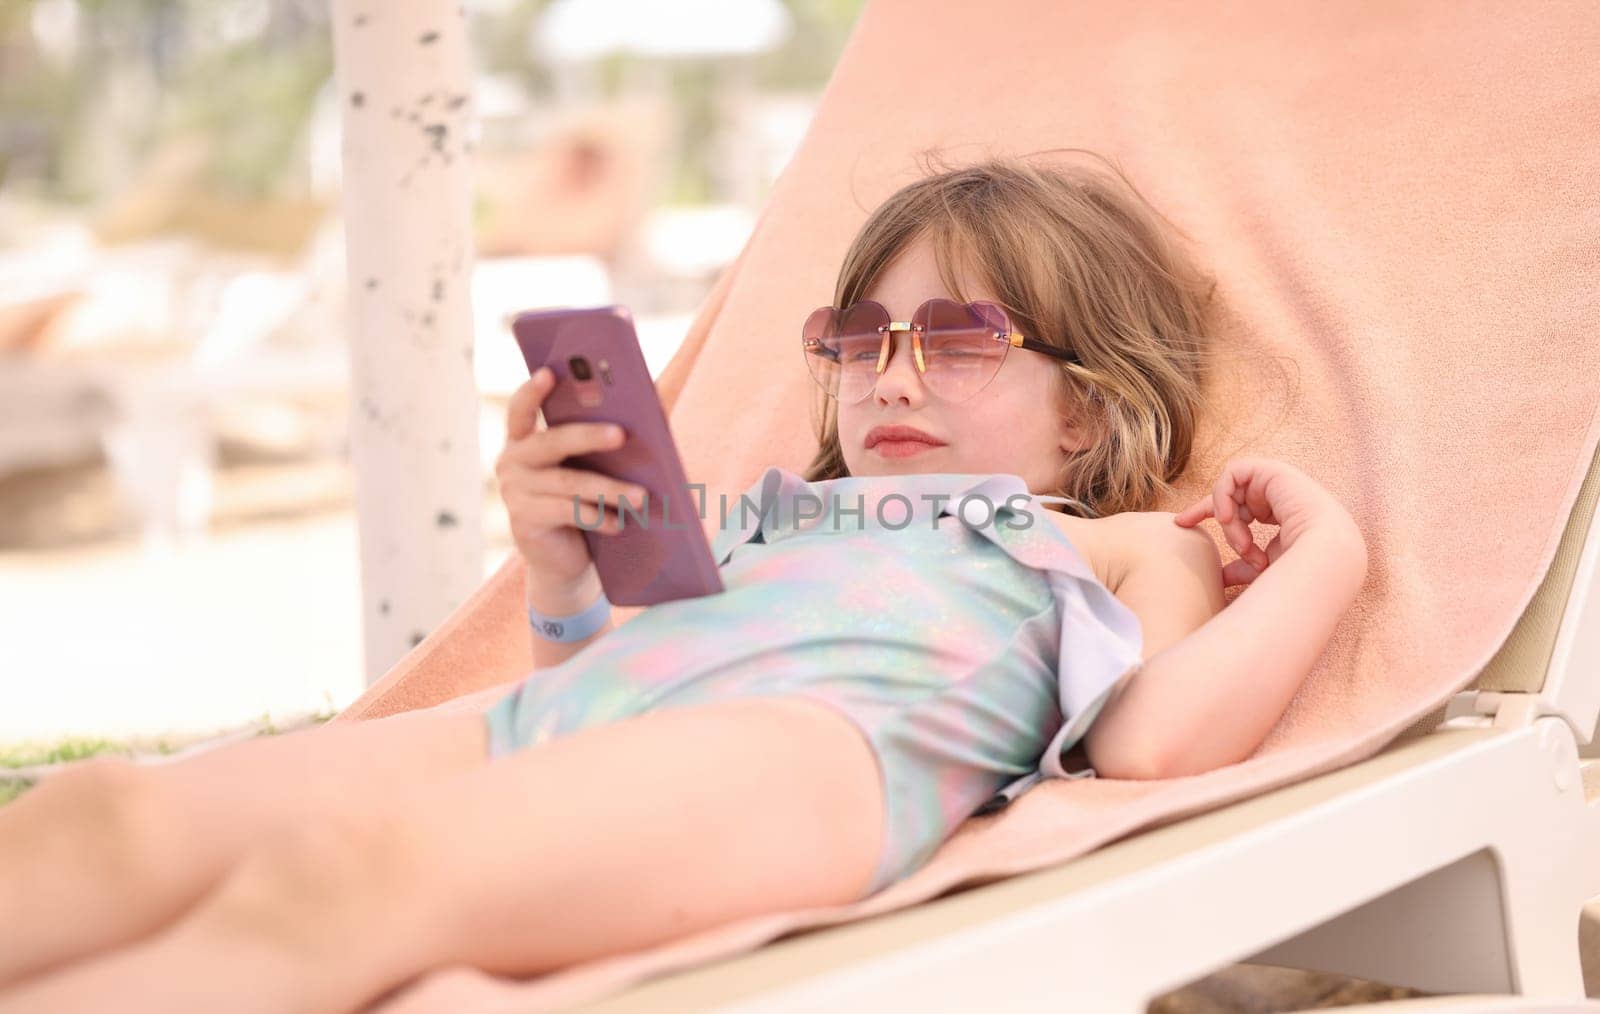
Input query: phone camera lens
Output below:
<box><xmin>568</xmin><ymin>356</ymin><xmax>593</xmax><ymax>381</ymax></box>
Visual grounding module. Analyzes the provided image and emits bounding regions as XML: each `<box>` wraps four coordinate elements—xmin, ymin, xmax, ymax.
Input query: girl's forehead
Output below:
<box><xmin>872</xmin><ymin>237</ymin><xmax>958</xmax><ymax>287</ymax></box>
<box><xmin>855</xmin><ymin>237</ymin><xmax>1000</xmax><ymax>310</ymax></box>
<box><xmin>847</xmin><ymin>293</ymin><xmax>956</xmax><ymax>310</ymax></box>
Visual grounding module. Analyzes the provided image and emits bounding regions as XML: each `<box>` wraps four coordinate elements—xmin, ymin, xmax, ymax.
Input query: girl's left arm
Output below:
<box><xmin>1094</xmin><ymin>457</ymin><xmax>1368</xmax><ymax>779</ymax></box>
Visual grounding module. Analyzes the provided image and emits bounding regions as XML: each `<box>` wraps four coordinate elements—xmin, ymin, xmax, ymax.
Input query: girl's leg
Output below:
<box><xmin>0</xmin><ymin>704</ymin><xmax>491</xmax><ymax>988</ymax></box>
<box><xmin>0</xmin><ymin>695</ymin><xmax>887</xmax><ymax>1014</ymax></box>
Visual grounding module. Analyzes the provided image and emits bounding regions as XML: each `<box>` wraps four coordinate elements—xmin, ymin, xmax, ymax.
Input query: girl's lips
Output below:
<box><xmin>871</xmin><ymin>439</ymin><xmax>942</xmax><ymax>459</ymax></box>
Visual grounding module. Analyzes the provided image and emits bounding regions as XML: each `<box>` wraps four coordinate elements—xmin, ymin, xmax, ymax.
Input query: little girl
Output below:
<box><xmin>0</xmin><ymin>151</ymin><xmax>1367</xmax><ymax>1012</ymax></box>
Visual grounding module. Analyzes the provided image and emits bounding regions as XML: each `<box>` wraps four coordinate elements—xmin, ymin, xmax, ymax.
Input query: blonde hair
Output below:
<box><xmin>801</xmin><ymin>148</ymin><xmax>1219</xmax><ymax>518</ymax></box>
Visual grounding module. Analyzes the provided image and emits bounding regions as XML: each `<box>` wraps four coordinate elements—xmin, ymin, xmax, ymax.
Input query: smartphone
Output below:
<box><xmin>509</xmin><ymin>304</ymin><xmax>724</xmax><ymax>607</ymax></box>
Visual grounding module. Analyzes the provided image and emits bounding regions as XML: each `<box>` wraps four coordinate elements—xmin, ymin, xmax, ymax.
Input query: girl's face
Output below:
<box><xmin>836</xmin><ymin>235</ymin><xmax>1092</xmax><ymax>492</ymax></box>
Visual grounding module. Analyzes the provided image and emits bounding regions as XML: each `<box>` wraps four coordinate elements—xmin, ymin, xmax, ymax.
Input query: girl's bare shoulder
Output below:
<box><xmin>1038</xmin><ymin>509</ymin><xmax>1186</xmax><ymax>594</ymax></box>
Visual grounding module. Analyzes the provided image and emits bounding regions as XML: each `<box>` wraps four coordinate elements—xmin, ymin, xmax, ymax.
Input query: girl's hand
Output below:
<box><xmin>1172</xmin><ymin>456</ymin><xmax>1360</xmax><ymax>588</ymax></box>
<box><xmin>495</xmin><ymin>367</ymin><xmax>651</xmax><ymax>593</ymax></box>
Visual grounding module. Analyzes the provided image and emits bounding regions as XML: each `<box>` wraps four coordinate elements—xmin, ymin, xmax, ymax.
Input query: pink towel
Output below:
<box><xmin>335</xmin><ymin>1</ymin><xmax>1600</xmax><ymax>1008</ymax></box>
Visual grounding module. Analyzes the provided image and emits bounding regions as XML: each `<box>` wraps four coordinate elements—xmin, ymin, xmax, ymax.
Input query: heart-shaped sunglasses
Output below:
<box><xmin>801</xmin><ymin>298</ymin><xmax>1080</xmax><ymax>404</ymax></box>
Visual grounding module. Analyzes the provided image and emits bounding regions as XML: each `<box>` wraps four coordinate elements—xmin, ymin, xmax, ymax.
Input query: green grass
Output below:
<box><xmin>0</xmin><ymin>710</ymin><xmax>338</xmax><ymax>808</ymax></box>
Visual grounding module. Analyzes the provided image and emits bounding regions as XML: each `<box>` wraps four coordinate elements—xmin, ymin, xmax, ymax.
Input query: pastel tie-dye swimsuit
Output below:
<box><xmin>482</xmin><ymin>466</ymin><xmax>1145</xmax><ymax>895</ymax></box>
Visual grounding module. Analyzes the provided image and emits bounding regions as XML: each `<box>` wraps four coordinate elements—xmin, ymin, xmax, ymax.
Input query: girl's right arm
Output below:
<box><xmin>496</xmin><ymin>366</ymin><xmax>650</xmax><ymax>667</ymax></box>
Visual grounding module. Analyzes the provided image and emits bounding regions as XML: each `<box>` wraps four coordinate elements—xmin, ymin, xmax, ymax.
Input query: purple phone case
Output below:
<box><xmin>510</xmin><ymin>305</ymin><xmax>724</xmax><ymax>607</ymax></box>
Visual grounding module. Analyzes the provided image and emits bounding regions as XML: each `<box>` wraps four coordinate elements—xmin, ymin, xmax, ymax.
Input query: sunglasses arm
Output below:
<box><xmin>1008</xmin><ymin>331</ymin><xmax>1081</xmax><ymax>365</ymax></box>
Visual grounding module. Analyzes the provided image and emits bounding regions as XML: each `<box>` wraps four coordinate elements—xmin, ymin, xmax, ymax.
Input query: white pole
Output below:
<box><xmin>330</xmin><ymin>2</ymin><xmax>484</xmax><ymax>684</ymax></box>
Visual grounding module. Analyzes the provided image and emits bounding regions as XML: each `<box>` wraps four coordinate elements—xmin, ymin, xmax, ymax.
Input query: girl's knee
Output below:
<box><xmin>206</xmin><ymin>806</ymin><xmax>429</xmax><ymax>941</ymax></box>
<box><xmin>38</xmin><ymin>755</ymin><xmax>146</xmax><ymax>812</ymax></box>
<box><xmin>34</xmin><ymin>758</ymin><xmax>176</xmax><ymax>880</ymax></box>
<box><xmin>186</xmin><ymin>806</ymin><xmax>455</xmax><ymax>987</ymax></box>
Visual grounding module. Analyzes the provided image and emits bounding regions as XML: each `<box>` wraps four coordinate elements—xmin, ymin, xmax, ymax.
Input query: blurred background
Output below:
<box><xmin>0</xmin><ymin>0</ymin><xmax>863</xmax><ymax>745</ymax></box>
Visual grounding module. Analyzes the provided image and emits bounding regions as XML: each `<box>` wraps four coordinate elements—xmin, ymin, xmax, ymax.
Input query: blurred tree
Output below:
<box><xmin>470</xmin><ymin>0</ymin><xmax>556</xmax><ymax>98</ymax></box>
<box><xmin>756</xmin><ymin>0</ymin><xmax>862</xmax><ymax>91</ymax></box>
<box><xmin>0</xmin><ymin>0</ymin><xmax>331</xmax><ymax>203</ymax></box>
<box><xmin>164</xmin><ymin>25</ymin><xmax>331</xmax><ymax>198</ymax></box>
<box><xmin>0</xmin><ymin>0</ymin><xmax>862</xmax><ymax>211</ymax></box>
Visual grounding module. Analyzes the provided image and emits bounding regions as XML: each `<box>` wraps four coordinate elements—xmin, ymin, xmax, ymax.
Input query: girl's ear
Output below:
<box><xmin>1053</xmin><ymin>376</ymin><xmax>1098</xmax><ymax>456</ymax></box>
<box><xmin>1058</xmin><ymin>416</ymin><xmax>1096</xmax><ymax>455</ymax></box>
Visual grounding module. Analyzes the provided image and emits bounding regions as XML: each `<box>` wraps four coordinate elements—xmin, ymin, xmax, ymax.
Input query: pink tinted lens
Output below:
<box><xmin>915</xmin><ymin>299</ymin><xmax>1007</xmax><ymax>401</ymax></box>
<box><xmin>802</xmin><ymin>302</ymin><xmax>889</xmax><ymax>402</ymax></box>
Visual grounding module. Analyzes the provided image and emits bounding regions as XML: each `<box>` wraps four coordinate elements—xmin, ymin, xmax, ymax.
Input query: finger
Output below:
<box><xmin>562</xmin><ymin>498</ymin><xmax>625</xmax><ymax>531</ymax></box>
<box><xmin>1243</xmin><ymin>473</ymin><xmax>1275</xmax><ymax>528</ymax></box>
<box><xmin>1172</xmin><ymin>495</ymin><xmax>1215</xmax><ymax>526</ymax></box>
<box><xmin>507</xmin><ymin>368</ymin><xmax>552</xmax><ymax>442</ymax></box>
<box><xmin>1211</xmin><ymin>470</ymin><xmax>1236</xmax><ymax>525</ymax></box>
<box><xmin>1227</xmin><ymin>464</ymin><xmax>1270</xmax><ymax>556</ymax></box>
<box><xmin>502</xmin><ymin>419</ymin><xmax>626</xmax><ymax>469</ymax></box>
<box><xmin>1171</xmin><ymin>495</ymin><xmax>1203</xmax><ymax>521</ymax></box>
<box><xmin>498</xmin><ymin>487</ymin><xmax>632</xmax><ymax>539</ymax></box>
<box><xmin>517</xmin><ymin>489</ymin><xmax>625</xmax><ymax>531</ymax></box>
<box><xmin>503</xmin><ymin>465</ymin><xmax>648</xmax><ymax>508</ymax></box>
<box><xmin>1212</xmin><ymin>470</ymin><xmax>1253</xmax><ymax>557</ymax></box>
<box><xmin>1240</xmin><ymin>538</ymin><xmax>1270</xmax><ymax>572</ymax></box>
<box><xmin>1221</xmin><ymin>557</ymin><xmax>1261</xmax><ymax>588</ymax></box>
<box><xmin>1233</xmin><ymin>491</ymin><xmax>1259</xmax><ymax>557</ymax></box>
<box><xmin>1264</xmin><ymin>532</ymin><xmax>1288</xmax><ymax>565</ymax></box>
<box><xmin>545</xmin><ymin>477</ymin><xmax>653</xmax><ymax>517</ymax></box>
<box><xmin>506</xmin><ymin>368</ymin><xmax>553</xmax><ymax>442</ymax></box>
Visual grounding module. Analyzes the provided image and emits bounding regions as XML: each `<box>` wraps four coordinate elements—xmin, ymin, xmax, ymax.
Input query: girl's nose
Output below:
<box><xmin>872</xmin><ymin>331</ymin><xmax>926</xmax><ymax>406</ymax></box>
